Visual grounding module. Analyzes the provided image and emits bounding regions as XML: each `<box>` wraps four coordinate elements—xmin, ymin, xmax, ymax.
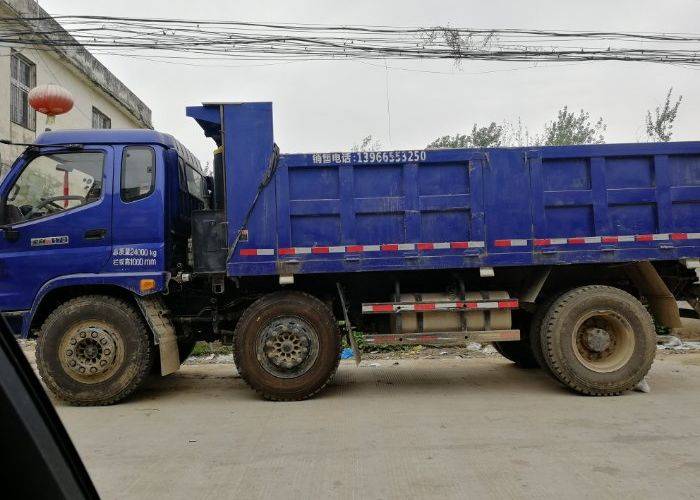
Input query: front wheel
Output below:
<box><xmin>36</xmin><ymin>296</ymin><xmax>152</xmax><ymax>406</ymax></box>
<box><xmin>233</xmin><ymin>291</ymin><xmax>341</xmax><ymax>401</ymax></box>
<box><xmin>541</xmin><ymin>285</ymin><xmax>656</xmax><ymax>396</ymax></box>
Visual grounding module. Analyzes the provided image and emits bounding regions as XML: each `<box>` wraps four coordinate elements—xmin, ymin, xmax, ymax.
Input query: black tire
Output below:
<box><xmin>492</xmin><ymin>340</ymin><xmax>539</xmax><ymax>368</ymax></box>
<box><xmin>233</xmin><ymin>291</ymin><xmax>341</xmax><ymax>401</ymax></box>
<box><xmin>541</xmin><ymin>285</ymin><xmax>655</xmax><ymax>396</ymax></box>
<box><xmin>177</xmin><ymin>338</ymin><xmax>198</xmax><ymax>363</ymax></box>
<box><xmin>492</xmin><ymin>310</ymin><xmax>539</xmax><ymax>368</ymax></box>
<box><xmin>36</xmin><ymin>295</ymin><xmax>152</xmax><ymax>406</ymax></box>
<box><xmin>529</xmin><ymin>293</ymin><xmax>562</xmax><ymax>377</ymax></box>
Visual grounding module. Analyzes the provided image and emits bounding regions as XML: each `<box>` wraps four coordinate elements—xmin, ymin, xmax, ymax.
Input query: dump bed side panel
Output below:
<box><xmin>526</xmin><ymin>144</ymin><xmax>700</xmax><ymax>266</ymax></box>
<box><xmin>229</xmin><ymin>141</ymin><xmax>700</xmax><ymax>277</ymax></box>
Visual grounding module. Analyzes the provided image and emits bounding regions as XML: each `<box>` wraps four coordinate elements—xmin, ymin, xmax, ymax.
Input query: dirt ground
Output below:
<box><xmin>19</xmin><ymin>341</ymin><xmax>700</xmax><ymax>500</ymax></box>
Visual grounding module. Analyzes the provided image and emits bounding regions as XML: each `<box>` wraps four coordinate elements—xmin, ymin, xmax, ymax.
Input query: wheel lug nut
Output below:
<box><xmin>79</xmin><ymin>367</ymin><xmax>86</xmax><ymax>373</ymax></box>
<box><xmin>103</xmin><ymin>349</ymin><xmax>111</xmax><ymax>355</ymax></box>
<box><xmin>100</xmin><ymin>360</ymin><xmax>107</xmax><ymax>366</ymax></box>
<box><xmin>91</xmin><ymin>331</ymin><xmax>98</xmax><ymax>338</ymax></box>
<box><xmin>70</xmin><ymin>338</ymin><xmax>77</xmax><ymax>345</ymax></box>
<box><xmin>66</xmin><ymin>349</ymin><xmax>73</xmax><ymax>356</ymax></box>
<box><xmin>89</xmin><ymin>367</ymin><xmax>97</xmax><ymax>373</ymax></box>
<box><xmin>69</xmin><ymin>360</ymin><xmax>76</xmax><ymax>367</ymax></box>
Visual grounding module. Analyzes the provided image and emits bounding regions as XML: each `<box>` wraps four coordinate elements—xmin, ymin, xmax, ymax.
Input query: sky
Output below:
<box><xmin>37</xmin><ymin>0</ymin><xmax>700</xmax><ymax>165</ymax></box>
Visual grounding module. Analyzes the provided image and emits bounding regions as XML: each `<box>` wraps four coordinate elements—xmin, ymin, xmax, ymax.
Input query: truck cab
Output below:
<box><xmin>0</xmin><ymin>130</ymin><xmax>207</xmax><ymax>403</ymax></box>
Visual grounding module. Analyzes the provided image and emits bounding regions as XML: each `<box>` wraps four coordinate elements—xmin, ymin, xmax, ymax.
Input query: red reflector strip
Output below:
<box><xmin>362</xmin><ymin>299</ymin><xmax>519</xmax><ymax>314</ymax></box>
<box><xmin>251</xmin><ymin>232</ymin><xmax>695</xmax><ymax>258</ymax></box>
<box><xmin>372</xmin><ymin>304</ymin><xmax>394</xmax><ymax>312</ymax></box>
<box><xmin>498</xmin><ymin>299</ymin><xmax>519</xmax><ymax>309</ymax></box>
<box><xmin>414</xmin><ymin>303</ymin><xmax>436</xmax><ymax>311</ymax></box>
<box><xmin>240</xmin><ymin>248</ymin><xmax>275</xmax><ymax>256</ymax></box>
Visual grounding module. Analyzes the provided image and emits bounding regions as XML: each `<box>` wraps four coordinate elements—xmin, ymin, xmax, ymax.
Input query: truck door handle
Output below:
<box><xmin>84</xmin><ymin>228</ymin><xmax>107</xmax><ymax>240</ymax></box>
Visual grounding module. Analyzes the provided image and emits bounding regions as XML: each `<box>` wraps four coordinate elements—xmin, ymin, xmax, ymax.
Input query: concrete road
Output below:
<box><xmin>52</xmin><ymin>353</ymin><xmax>700</xmax><ymax>500</ymax></box>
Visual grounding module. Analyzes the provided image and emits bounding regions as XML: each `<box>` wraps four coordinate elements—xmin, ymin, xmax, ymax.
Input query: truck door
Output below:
<box><xmin>0</xmin><ymin>147</ymin><xmax>113</xmax><ymax>311</ymax></box>
<box><xmin>107</xmin><ymin>145</ymin><xmax>164</xmax><ymax>274</ymax></box>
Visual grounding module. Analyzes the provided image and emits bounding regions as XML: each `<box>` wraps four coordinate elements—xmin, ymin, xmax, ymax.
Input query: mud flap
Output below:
<box><xmin>136</xmin><ymin>295</ymin><xmax>181</xmax><ymax>376</ymax></box>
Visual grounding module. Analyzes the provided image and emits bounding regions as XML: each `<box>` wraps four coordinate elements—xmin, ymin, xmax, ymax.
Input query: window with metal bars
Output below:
<box><xmin>92</xmin><ymin>106</ymin><xmax>111</xmax><ymax>129</ymax></box>
<box><xmin>10</xmin><ymin>52</ymin><xmax>36</xmax><ymax>130</ymax></box>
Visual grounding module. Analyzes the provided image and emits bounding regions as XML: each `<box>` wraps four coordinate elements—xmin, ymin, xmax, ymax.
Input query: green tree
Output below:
<box><xmin>427</xmin><ymin>122</ymin><xmax>502</xmax><ymax>149</ymax></box>
<box><xmin>543</xmin><ymin>106</ymin><xmax>606</xmax><ymax>146</ymax></box>
<box><xmin>646</xmin><ymin>87</ymin><xmax>683</xmax><ymax>142</ymax></box>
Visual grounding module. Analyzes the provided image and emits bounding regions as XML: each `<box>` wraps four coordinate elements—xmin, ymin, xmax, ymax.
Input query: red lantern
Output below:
<box><xmin>28</xmin><ymin>84</ymin><xmax>74</xmax><ymax>116</ymax></box>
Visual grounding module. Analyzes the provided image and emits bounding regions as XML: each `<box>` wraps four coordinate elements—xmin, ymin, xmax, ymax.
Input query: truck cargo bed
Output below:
<box><xmin>188</xmin><ymin>103</ymin><xmax>700</xmax><ymax>278</ymax></box>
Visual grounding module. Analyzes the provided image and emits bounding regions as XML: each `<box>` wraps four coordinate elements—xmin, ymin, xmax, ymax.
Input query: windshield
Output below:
<box><xmin>5</xmin><ymin>151</ymin><xmax>105</xmax><ymax>223</ymax></box>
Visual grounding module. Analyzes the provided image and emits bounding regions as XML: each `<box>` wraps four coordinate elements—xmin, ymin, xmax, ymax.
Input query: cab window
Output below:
<box><xmin>121</xmin><ymin>146</ymin><xmax>155</xmax><ymax>202</ymax></box>
<box><xmin>5</xmin><ymin>151</ymin><xmax>104</xmax><ymax>223</ymax></box>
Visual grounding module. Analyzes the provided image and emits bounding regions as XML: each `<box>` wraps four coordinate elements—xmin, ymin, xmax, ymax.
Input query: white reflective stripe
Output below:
<box><xmin>550</xmin><ymin>238</ymin><xmax>568</xmax><ymax>245</ymax></box>
<box><xmin>397</xmin><ymin>243</ymin><xmax>415</xmax><ymax>251</ymax></box>
<box><xmin>435</xmin><ymin>302</ymin><xmax>456</xmax><ymax>310</ymax></box>
<box><xmin>688</xmin><ymin>233</ymin><xmax>700</xmax><ymax>239</ymax></box>
<box><xmin>653</xmin><ymin>233</ymin><xmax>670</xmax><ymax>241</ymax></box>
<box><xmin>469</xmin><ymin>241</ymin><xmax>486</xmax><ymax>248</ymax></box>
<box><xmin>295</xmin><ymin>247</ymin><xmax>312</xmax><ymax>254</ymax></box>
<box><xmin>477</xmin><ymin>301</ymin><xmax>499</xmax><ymax>309</ymax></box>
<box><xmin>395</xmin><ymin>304</ymin><xmax>414</xmax><ymax>311</ymax></box>
<box><xmin>257</xmin><ymin>249</ymin><xmax>275</xmax><ymax>256</ymax></box>
<box><xmin>329</xmin><ymin>246</ymin><xmax>346</xmax><ymax>253</ymax></box>
<box><xmin>361</xmin><ymin>305</ymin><xmax>373</xmax><ymax>313</ymax></box>
<box><xmin>433</xmin><ymin>242</ymin><xmax>451</xmax><ymax>249</ymax></box>
<box><xmin>618</xmin><ymin>235</ymin><xmax>635</xmax><ymax>242</ymax></box>
<box><xmin>510</xmin><ymin>239</ymin><xmax>528</xmax><ymax>247</ymax></box>
<box><xmin>363</xmin><ymin>245</ymin><xmax>381</xmax><ymax>252</ymax></box>
<box><xmin>584</xmin><ymin>237</ymin><xmax>602</xmax><ymax>244</ymax></box>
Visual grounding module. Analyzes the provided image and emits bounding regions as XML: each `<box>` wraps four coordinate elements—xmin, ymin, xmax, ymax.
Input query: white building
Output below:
<box><xmin>0</xmin><ymin>0</ymin><xmax>152</xmax><ymax>177</ymax></box>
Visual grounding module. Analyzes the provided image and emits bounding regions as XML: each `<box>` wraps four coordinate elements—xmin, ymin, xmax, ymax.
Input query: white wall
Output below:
<box><xmin>0</xmin><ymin>39</ymin><xmax>147</xmax><ymax>176</ymax></box>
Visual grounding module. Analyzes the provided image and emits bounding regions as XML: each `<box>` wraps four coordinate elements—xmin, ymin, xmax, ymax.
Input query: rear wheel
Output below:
<box><xmin>233</xmin><ymin>291</ymin><xmax>341</xmax><ymax>401</ymax></box>
<box><xmin>492</xmin><ymin>340</ymin><xmax>539</xmax><ymax>368</ymax></box>
<box><xmin>36</xmin><ymin>296</ymin><xmax>152</xmax><ymax>406</ymax></box>
<box><xmin>177</xmin><ymin>338</ymin><xmax>198</xmax><ymax>363</ymax></box>
<box><xmin>493</xmin><ymin>310</ymin><xmax>539</xmax><ymax>368</ymax></box>
<box><xmin>541</xmin><ymin>285</ymin><xmax>655</xmax><ymax>396</ymax></box>
<box><xmin>529</xmin><ymin>293</ymin><xmax>562</xmax><ymax>377</ymax></box>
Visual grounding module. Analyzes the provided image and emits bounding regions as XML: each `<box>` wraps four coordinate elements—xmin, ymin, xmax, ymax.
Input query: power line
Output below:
<box><xmin>1</xmin><ymin>15</ymin><xmax>700</xmax><ymax>66</ymax></box>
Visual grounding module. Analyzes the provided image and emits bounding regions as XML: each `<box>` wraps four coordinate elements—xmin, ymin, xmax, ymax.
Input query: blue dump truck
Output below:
<box><xmin>1</xmin><ymin>102</ymin><xmax>700</xmax><ymax>404</ymax></box>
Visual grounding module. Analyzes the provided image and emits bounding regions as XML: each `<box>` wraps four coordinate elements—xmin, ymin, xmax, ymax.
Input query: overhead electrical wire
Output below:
<box><xmin>1</xmin><ymin>15</ymin><xmax>700</xmax><ymax>66</ymax></box>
